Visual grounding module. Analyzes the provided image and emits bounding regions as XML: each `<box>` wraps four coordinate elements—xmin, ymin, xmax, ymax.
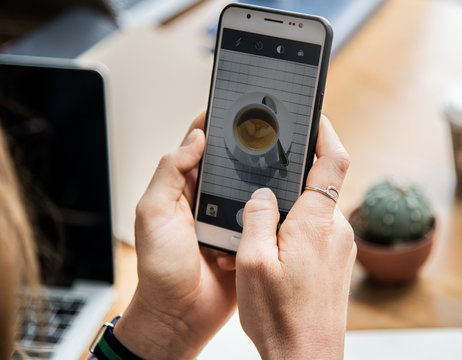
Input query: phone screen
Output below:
<box><xmin>197</xmin><ymin>27</ymin><xmax>322</xmax><ymax>233</ymax></box>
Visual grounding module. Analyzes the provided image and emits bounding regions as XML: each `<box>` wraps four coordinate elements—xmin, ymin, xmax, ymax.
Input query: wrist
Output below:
<box><xmin>113</xmin><ymin>288</ymin><xmax>202</xmax><ymax>360</ymax></box>
<box><xmin>254</xmin><ymin>319</ymin><xmax>346</xmax><ymax>360</ymax></box>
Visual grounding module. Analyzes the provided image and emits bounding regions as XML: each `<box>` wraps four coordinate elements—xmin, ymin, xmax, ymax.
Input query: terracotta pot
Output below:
<box><xmin>349</xmin><ymin>209</ymin><xmax>436</xmax><ymax>283</ymax></box>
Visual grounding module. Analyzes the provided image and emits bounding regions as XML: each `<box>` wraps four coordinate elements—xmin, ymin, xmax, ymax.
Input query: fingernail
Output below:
<box><xmin>251</xmin><ymin>188</ymin><xmax>273</xmax><ymax>200</ymax></box>
<box><xmin>182</xmin><ymin>129</ymin><xmax>198</xmax><ymax>147</ymax></box>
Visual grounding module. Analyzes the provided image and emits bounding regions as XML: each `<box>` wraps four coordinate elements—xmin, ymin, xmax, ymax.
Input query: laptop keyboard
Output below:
<box><xmin>14</xmin><ymin>295</ymin><xmax>86</xmax><ymax>359</ymax></box>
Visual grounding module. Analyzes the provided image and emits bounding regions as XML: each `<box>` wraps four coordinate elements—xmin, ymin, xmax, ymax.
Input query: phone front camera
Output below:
<box><xmin>299</xmin><ymin>23</ymin><xmax>303</xmax><ymax>28</ymax></box>
<box><xmin>247</xmin><ymin>14</ymin><xmax>251</xmax><ymax>19</ymax></box>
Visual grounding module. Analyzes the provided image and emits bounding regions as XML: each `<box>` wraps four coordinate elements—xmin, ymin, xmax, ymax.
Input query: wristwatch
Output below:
<box><xmin>89</xmin><ymin>315</ymin><xmax>142</xmax><ymax>360</ymax></box>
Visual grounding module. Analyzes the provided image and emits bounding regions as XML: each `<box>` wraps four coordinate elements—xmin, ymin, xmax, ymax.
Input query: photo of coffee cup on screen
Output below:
<box><xmin>224</xmin><ymin>92</ymin><xmax>293</xmax><ymax>169</ymax></box>
<box><xmin>196</xmin><ymin>24</ymin><xmax>322</xmax><ymax>235</ymax></box>
<box><xmin>235</xmin><ymin>105</ymin><xmax>278</xmax><ymax>152</ymax></box>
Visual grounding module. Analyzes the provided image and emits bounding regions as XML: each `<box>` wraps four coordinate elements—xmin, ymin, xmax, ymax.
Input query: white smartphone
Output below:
<box><xmin>194</xmin><ymin>4</ymin><xmax>333</xmax><ymax>253</ymax></box>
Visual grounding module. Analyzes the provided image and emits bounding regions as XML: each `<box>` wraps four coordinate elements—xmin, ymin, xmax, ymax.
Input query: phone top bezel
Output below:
<box><xmin>194</xmin><ymin>3</ymin><xmax>333</xmax><ymax>254</ymax></box>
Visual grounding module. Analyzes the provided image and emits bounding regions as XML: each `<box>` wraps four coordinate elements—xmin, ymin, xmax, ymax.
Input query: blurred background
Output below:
<box><xmin>1</xmin><ymin>0</ymin><xmax>462</xmax><ymax>359</ymax></box>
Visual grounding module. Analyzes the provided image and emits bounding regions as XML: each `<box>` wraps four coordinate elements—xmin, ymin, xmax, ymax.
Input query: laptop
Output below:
<box><xmin>0</xmin><ymin>55</ymin><xmax>115</xmax><ymax>360</ymax></box>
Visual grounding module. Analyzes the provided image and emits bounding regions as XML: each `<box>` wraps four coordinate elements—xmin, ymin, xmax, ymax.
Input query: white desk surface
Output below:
<box><xmin>199</xmin><ymin>311</ymin><xmax>462</xmax><ymax>360</ymax></box>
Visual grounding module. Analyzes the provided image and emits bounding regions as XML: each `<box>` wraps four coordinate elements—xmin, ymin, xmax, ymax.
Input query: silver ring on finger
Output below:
<box><xmin>304</xmin><ymin>185</ymin><xmax>339</xmax><ymax>203</ymax></box>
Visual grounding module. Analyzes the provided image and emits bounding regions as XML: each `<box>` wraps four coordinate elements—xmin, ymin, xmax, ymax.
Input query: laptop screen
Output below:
<box><xmin>0</xmin><ymin>60</ymin><xmax>113</xmax><ymax>286</ymax></box>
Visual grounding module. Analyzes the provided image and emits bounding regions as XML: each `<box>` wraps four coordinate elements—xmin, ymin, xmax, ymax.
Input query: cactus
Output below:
<box><xmin>356</xmin><ymin>178</ymin><xmax>434</xmax><ymax>246</ymax></box>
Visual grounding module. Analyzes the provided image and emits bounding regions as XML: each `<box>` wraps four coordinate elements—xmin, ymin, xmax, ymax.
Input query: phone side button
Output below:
<box><xmin>318</xmin><ymin>91</ymin><xmax>324</xmax><ymax>111</ymax></box>
<box><xmin>230</xmin><ymin>235</ymin><xmax>241</xmax><ymax>248</ymax></box>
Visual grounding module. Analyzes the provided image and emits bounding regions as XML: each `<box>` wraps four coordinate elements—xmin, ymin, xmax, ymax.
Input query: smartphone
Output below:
<box><xmin>194</xmin><ymin>4</ymin><xmax>333</xmax><ymax>253</ymax></box>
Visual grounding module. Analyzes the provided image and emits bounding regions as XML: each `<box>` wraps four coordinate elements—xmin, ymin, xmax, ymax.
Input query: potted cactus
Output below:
<box><xmin>350</xmin><ymin>178</ymin><xmax>437</xmax><ymax>283</ymax></box>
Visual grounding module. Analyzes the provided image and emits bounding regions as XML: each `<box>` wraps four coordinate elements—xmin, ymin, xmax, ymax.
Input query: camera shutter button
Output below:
<box><xmin>236</xmin><ymin>208</ymin><xmax>244</xmax><ymax>228</ymax></box>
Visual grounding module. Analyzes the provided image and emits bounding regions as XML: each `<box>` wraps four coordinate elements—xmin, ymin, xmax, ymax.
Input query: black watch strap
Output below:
<box><xmin>90</xmin><ymin>315</ymin><xmax>143</xmax><ymax>360</ymax></box>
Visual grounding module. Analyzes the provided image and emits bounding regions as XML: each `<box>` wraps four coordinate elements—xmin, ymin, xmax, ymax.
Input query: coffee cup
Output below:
<box><xmin>223</xmin><ymin>92</ymin><xmax>293</xmax><ymax>169</ymax></box>
<box><xmin>234</xmin><ymin>104</ymin><xmax>279</xmax><ymax>153</ymax></box>
<box><xmin>232</xmin><ymin>102</ymin><xmax>283</xmax><ymax>168</ymax></box>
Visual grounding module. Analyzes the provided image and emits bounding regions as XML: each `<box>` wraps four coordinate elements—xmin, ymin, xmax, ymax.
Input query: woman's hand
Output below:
<box><xmin>236</xmin><ymin>116</ymin><xmax>356</xmax><ymax>360</ymax></box>
<box><xmin>114</xmin><ymin>112</ymin><xmax>237</xmax><ymax>360</ymax></box>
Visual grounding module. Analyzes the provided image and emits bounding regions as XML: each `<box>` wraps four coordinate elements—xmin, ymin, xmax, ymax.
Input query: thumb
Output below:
<box><xmin>238</xmin><ymin>188</ymin><xmax>280</xmax><ymax>256</ymax></box>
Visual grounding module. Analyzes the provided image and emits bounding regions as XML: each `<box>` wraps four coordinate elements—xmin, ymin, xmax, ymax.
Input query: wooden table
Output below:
<box><xmin>80</xmin><ymin>0</ymin><xmax>462</xmax><ymax>357</ymax></box>
<box><xmin>325</xmin><ymin>0</ymin><xmax>462</xmax><ymax>330</ymax></box>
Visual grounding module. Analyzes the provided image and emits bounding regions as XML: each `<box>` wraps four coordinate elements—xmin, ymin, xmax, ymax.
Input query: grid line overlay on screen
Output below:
<box><xmin>201</xmin><ymin>49</ymin><xmax>318</xmax><ymax>211</ymax></box>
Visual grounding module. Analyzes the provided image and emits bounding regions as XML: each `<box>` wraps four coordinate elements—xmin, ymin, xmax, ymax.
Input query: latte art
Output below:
<box><xmin>236</xmin><ymin>118</ymin><xmax>277</xmax><ymax>151</ymax></box>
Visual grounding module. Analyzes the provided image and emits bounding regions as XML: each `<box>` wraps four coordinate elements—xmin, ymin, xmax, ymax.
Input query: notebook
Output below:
<box><xmin>0</xmin><ymin>55</ymin><xmax>115</xmax><ymax>360</ymax></box>
<box><xmin>99</xmin><ymin>0</ymin><xmax>202</xmax><ymax>28</ymax></box>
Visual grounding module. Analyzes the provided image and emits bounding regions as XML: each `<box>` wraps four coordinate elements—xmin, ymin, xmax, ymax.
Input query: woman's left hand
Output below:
<box><xmin>114</xmin><ymin>112</ymin><xmax>237</xmax><ymax>360</ymax></box>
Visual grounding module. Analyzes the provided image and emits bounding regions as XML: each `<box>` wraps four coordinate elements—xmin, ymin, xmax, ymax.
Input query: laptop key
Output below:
<box><xmin>32</xmin><ymin>334</ymin><xmax>61</xmax><ymax>344</ymax></box>
<box><xmin>56</xmin><ymin>321</ymin><xmax>70</xmax><ymax>330</ymax></box>
<box><xmin>71</xmin><ymin>299</ymin><xmax>85</xmax><ymax>309</ymax></box>
<box><xmin>56</xmin><ymin>307</ymin><xmax>78</xmax><ymax>316</ymax></box>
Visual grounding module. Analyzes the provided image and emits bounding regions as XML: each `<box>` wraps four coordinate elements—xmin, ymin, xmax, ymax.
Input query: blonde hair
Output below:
<box><xmin>0</xmin><ymin>127</ymin><xmax>40</xmax><ymax>358</ymax></box>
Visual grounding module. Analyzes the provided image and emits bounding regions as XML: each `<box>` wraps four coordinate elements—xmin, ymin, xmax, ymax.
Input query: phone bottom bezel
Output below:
<box><xmin>196</xmin><ymin>221</ymin><xmax>241</xmax><ymax>254</ymax></box>
<box><xmin>198</xmin><ymin>240</ymin><xmax>237</xmax><ymax>255</ymax></box>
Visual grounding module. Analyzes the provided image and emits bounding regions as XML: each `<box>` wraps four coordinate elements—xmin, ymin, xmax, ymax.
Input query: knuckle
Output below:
<box><xmin>340</xmin><ymin>215</ymin><xmax>355</xmax><ymax>251</ymax></box>
<box><xmin>135</xmin><ymin>198</ymin><xmax>152</xmax><ymax>222</ymax></box>
<box><xmin>333</xmin><ymin>148</ymin><xmax>351</xmax><ymax>175</ymax></box>
<box><xmin>237</xmin><ymin>253</ymin><xmax>272</xmax><ymax>278</ymax></box>
<box><xmin>281</xmin><ymin>217</ymin><xmax>312</xmax><ymax>242</ymax></box>
<box><xmin>158</xmin><ymin>153</ymin><xmax>173</xmax><ymax>170</ymax></box>
<box><xmin>135</xmin><ymin>193</ymin><xmax>163</xmax><ymax>223</ymax></box>
<box><xmin>237</xmin><ymin>251</ymin><xmax>262</xmax><ymax>269</ymax></box>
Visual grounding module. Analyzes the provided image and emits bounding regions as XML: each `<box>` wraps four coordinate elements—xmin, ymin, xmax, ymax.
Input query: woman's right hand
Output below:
<box><xmin>236</xmin><ymin>115</ymin><xmax>356</xmax><ymax>360</ymax></box>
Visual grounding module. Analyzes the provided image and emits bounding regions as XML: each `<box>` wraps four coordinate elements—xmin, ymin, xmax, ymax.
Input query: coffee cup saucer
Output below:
<box><xmin>223</xmin><ymin>92</ymin><xmax>294</xmax><ymax>168</ymax></box>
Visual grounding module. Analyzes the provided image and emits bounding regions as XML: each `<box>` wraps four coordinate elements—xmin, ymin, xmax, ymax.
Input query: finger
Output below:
<box><xmin>291</xmin><ymin>116</ymin><xmax>350</xmax><ymax>215</ymax></box>
<box><xmin>201</xmin><ymin>246</ymin><xmax>236</xmax><ymax>272</ymax></box>
<box><xmin>216</xmin><ymin>255</ymin><xmax>236</xmax><ymax>271</ymax></box>
<box><xmin>183</xmin><ymin>166</ymin><xmax>199</xmax><ymax>208</ymax></box>
<box><xmin>181</xmin><ymin>111</ymin><xmax>206</xmax><ymax>145</ymax></box>
<box><xmin>182</xmin><ymin>111</ymin><xmax>206</xmax><ymax>207</ymax></box>
<box><xmin>308</xmin><ymin>115</ymin><xmax>350</xmax><ymax>192</ymax></box>
<box><xmin>142</xmin><ymin>129</ymin><xmax>205</xmax><ymax>214</ymax></box>
<box><xmin>238</xmin><ymin>188</ymin><xmax>279</xmax><ymax>258</ymax></box>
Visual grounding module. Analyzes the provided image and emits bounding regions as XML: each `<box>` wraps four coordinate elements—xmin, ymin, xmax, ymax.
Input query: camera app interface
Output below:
<box><xmin>198</xmin><ymin>28</ymin><xmax>321</xmax><ymax>232</ymax></box>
